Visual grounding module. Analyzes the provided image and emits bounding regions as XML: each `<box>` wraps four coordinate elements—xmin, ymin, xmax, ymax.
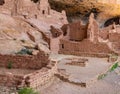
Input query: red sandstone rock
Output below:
<box><xmin>32</xmin><ymin>50</ymin><xmax>39</xmax><ymax>55</ymax></box>
<box><xmin>37</xmin><ymin>43</ymin><xmax>51</xmax><ymax>55</ymax></box>
<box><xmin>50</xmin><ymin>26</ymin><xmax>62</xmax><ymax>38</ymax></box>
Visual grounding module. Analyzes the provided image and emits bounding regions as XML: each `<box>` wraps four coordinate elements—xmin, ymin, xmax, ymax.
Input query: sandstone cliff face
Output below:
<box><xmin>0</xmin><ymin>13</ymin><xmax>48</xmax><ymax>54</ymax></box>
<box><xmin>49</xmin><ymin>0</ymin><xmax>120</xmax><ymax>25</ymax></box>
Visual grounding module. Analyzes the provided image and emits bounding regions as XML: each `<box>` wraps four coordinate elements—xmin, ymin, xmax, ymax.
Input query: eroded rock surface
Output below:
<box><xmin>49</xmin><ymin>0</ymin><xmax>120</xmax><ymax>25</ymax></box>
<box><xmin>0</xmin><ymin>13</ymin><xmax>47</xmax><ymax>54</ymax></box>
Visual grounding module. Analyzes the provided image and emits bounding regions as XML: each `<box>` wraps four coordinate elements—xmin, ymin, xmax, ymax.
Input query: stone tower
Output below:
<box><xmin>38</xmin><ymin>0</ymin><xmax>51</xmax><ymax>15</ymax></box>
<box><xmin>87</xmin><ymin>13</ymin><xmax>99</xmax><ymax>43</ymax></box>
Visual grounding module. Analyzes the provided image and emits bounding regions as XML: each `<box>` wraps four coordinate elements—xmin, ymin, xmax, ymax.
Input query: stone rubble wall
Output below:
<box><xmin>66</xmin><ymin>58</ymin><xmax>88</xmax><ymax>67</ymax></box>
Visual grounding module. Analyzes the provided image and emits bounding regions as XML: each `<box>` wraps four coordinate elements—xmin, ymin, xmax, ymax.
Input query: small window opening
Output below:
<box><xmin>55</xmin><ymin>32</ymin><xmax>58</xmax><ymax>37</ymax></box>
<box><xmin>61</xmin><ymin>44</ymin><xmax>64</xmax><ymax>49</ymax></box>
<box><xmin>42</xmin><ymin>10</ymin><xmax>45</xmax><ymax>14</ymax></box>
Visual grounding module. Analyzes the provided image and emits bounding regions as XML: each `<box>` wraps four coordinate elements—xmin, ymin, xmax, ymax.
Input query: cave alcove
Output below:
<box><xmin>31</xmin><ymin>0</ymin><xmax>39</xmax><ymax>3</ymax></box>
<box><xmin>0</xmin><ymin>0</ymin><xmax>5</xmax><ymax>5</ymax></box>
<box><xmin>104</xmin><ymin>17</ymin><xmax>120</xmax><ymax>27</ymax></box>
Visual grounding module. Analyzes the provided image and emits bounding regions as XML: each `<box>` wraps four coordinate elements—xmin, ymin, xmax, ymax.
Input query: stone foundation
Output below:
<box><xmin>65</xmin><ymin>58</ymin><xmax>88</xmax><ymax>67</ymax></box>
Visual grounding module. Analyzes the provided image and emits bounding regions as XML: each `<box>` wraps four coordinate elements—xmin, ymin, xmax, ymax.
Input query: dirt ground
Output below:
<box><xmin>41</xmin><ymin>54</ymin><xmax>120</xmax><ymax>94</ymax></box>
<box><xmin>0</xmin><ymin>54</ymin><xmax>119</xmax><ymax>94</ymax></box>
<box><xmin>41</xmin><ymin>69</ymin><xmax>120</xmax><ymax>94</ymax></box>
<box><xmin>0</xmin><ymin>67</ymin><xmax>35</xmax><ymax>76</ymax></box>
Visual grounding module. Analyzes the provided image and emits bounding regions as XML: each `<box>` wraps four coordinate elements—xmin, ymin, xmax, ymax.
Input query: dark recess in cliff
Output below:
<box><xmin>0</xmin><ymin>0</ymin><xmax>5</xmax><ymax>5</ymax></box>
<box><xmin>48</xmin><ymin>0</ymin><xmax>101</xmax><ymax>22</ymax></box>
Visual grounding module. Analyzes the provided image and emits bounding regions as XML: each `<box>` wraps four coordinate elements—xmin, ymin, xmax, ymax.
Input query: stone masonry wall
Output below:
<box><xmin>0</xmin><ymin>61</ymin><xmax>57</xmax><ymax>89</ymax></box>
<box><xmin>109</xmin><ymin>32</ymin><xmax>120</xmax><ymax>42</ymax></box>
<box><xmin>69</xmin><ymin>21</ymin><xmax>87</xmax><ymax>41</ymax></box>
<box><xmin>25</xmin><ymin>61</ymin><xmax>57</xmax><ymax>89</ymax></box>
<box><xmin>0</xmin><ymin>51</ymin><xmax>49</xmax><ymax>69</ymax></box>
<box><xmin>59</xmin><ymin>39</ymin><xmax>113</xmax><ymax>57</ymax></box>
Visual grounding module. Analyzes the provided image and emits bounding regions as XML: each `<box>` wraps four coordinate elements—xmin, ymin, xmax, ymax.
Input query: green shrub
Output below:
<box><xmin>18</xmin><ymin>87</ymin><xmax>38</xmax><ymax>94</ymax></box>
<box><xmin>98</xmin><ymin>62</ymin><xmax>119</xmax><ymax>80</ymax></box>
<box><xmin>98</xmin><ymin>73</ymin><xmax>107</xmax><ymax>80</ymax></box>
<box><xmin>7</xmin><ymin>61</ymin><xmax>13</xmax><ymax>69</ymax></box>
<box><xmin>16</xmin><ymin>48</ymin><xmax>32</xmax><ymax>55</ymax></box>
<box><xmin>109</xmin><ymin>62</ymin><xmax>119</xmax><ymax>72</ymax></box>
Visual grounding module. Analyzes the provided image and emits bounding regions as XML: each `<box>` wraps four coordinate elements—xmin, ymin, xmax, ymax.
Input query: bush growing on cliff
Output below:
<box><xmin>7</xmin><ymin>61</ymin><xmax>13</xmax><ymax>69</ymax></box>
<box><xmin>16</xmin><ymin>48</ymin><xmax>32</xmax><ymax>55</ymax></box>
<box><xmin>18</xmin><ymin>87</ymin><xmax>38</xmax><ymax>94</ymax></box>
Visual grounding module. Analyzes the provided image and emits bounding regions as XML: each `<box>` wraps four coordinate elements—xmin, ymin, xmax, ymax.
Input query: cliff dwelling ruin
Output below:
<box><xmin>0</xmin><ymin>0</ymin><xmax>119</xmax><ymax>94</ymax></box>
